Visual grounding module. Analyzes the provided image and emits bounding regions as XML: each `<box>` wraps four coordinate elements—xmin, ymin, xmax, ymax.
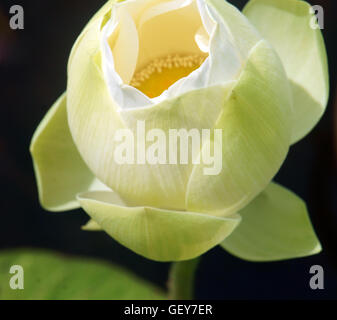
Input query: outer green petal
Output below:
<box><xmin>243</xmin><ymin>0</ymin><xmax>329</xmax><ymax>143</ymax></box>
<box><xmin>77</xmin><ymin>191</ymin><xmax>241</xmax><ymax>262</ymax></box>
<box><xmin>118</xmin><ymin>83</ymin><xmax>235</xmax><ymax>209</ymax></box>
<box><xmin>30</xmin><ymin>93</ymin><xmax>107</xmax><ymax>212</ymax></box>
<box><xmin>221</xmin><ymin>182</ymin><xmax>321</xmax><ymax>261</ymax></box>
<box><xmin>186</xmin><ymin>40</ymin><xmax>292</xmax><ymax>216</ymax></box>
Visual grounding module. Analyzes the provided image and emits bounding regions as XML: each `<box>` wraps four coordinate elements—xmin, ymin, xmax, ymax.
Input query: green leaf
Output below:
<box><xmin>186</xmin><ymin>40</ymin><xmax>292</xmax><ymax>216</ymax></box>
<box><xmin>0</xmin><ymin>249</ymin><xmax>165</xmax><ymax>300</ymax></box>
<box><xmin>221</xmin><ymin>182</ymin><xmax>321</xmax><ymax>261</ymax></box>
<box><xmin>243</xmin><ymin>0</ymin><xmax>329</xmax><ymax>143</ymax></box>
<box><xmin>30</xmin><ymin>94</ymin><xmax>107</xmax><ymax>212</ymax></box>
<box><xmin>77</xmin><ymin>191</ymin><xmax>240</xmax><ymax>262</ymax></box>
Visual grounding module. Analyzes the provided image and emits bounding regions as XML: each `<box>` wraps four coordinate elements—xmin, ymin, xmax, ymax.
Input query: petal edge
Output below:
<box><xmin>30</xmin><ymin>93</ymin><xmax>105</xmax><ymax>211</ymax></box>
<box><xmin>243</xmin><ymin>0</ymin><xmax>329</xmax><ymax>143</ymax></box>
<box><xmin>221</xmin><ymin>182</ymin><xmax>321</xmax><ymax>261</ymax></box>
<box><xmin>78</xmin><ymin>191</ymin><xmax>241</xmax><ymax>262</ymax></box>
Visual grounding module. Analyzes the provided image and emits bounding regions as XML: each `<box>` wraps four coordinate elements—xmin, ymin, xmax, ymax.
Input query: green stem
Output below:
<box><xmin>168</xmin><ymin>257</ymin><xmax>200</xmax><ymax>300</ymax></box>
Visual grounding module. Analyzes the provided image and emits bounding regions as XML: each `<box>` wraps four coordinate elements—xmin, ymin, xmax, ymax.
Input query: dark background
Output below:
<box><xmin>0</xmin><ymin>0</ymin><xmax>337</xmax><ymax>299</ymax></box>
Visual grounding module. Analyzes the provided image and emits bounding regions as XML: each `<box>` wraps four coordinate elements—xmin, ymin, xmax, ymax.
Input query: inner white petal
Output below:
<box><xmin>136</xmin><ymin>0</ymin><xmax>201</xmax><ymax>70</ymax></box>
<box><xmin>195</xmin><ymin>27</ymin><xmax>209</xmax><ymax>53</ymax></box>
<box><xmin>138</xmin><ymin>0</ymin><xmax>193</xmax><ymax>27</ymax></box>
<box><xmin>101</xmin><ymin>0</ymin><xmax>241</xmax><ymax>110</ymax></box>
<box><xmin>111</xmin><ymin>8</ymin><xmax>139</xmax><ymax>84</ymax></box>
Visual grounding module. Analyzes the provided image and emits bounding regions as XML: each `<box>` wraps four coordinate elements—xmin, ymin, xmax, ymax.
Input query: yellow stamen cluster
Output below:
<box><xmin>130</xmin><ymin>53</ymin><xmax>207</xmax><ymax>98</ymax></box>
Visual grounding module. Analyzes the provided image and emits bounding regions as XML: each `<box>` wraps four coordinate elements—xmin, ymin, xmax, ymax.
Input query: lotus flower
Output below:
<box><xmin>30</xmin><ymin>0</ymin><xmax>328</xmax><ymax>262</ymax></box>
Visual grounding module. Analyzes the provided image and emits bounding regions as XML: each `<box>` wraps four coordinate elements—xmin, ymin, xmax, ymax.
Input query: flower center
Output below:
<box><xmin>130</xmin><ymin>53</ymin><xmax>207</xmax><ymax>98</ymax></box>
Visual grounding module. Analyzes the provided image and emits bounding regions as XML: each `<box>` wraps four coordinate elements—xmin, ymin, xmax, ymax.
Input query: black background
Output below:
<box><xmin>0</xmin><ymin>0</ymin><xmax>337</xmax><ymax>299</ymax></box>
